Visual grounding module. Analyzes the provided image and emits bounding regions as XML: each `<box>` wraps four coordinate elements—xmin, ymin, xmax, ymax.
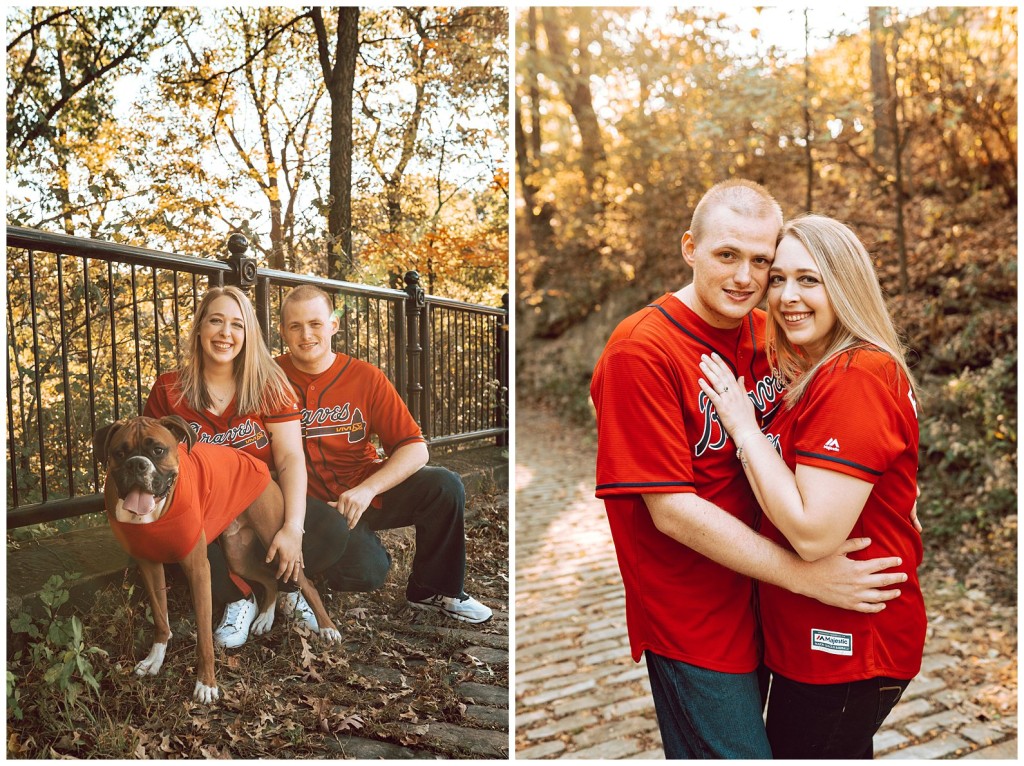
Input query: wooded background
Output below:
<box><xmin>7</xmin><ymin>6</ymin><xmax>509</xmax><ymax>304</ymax></box>
<box><xmin>515</xmin><ymin>7</ymin><xmax>1017</xmax><ymax>554</ymax></box>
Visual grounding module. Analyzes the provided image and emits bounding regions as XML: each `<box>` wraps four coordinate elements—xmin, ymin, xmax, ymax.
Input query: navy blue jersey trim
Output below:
<box><xmin>597</xmin><ymin>480</ymin><xmax>696</xmax><ymax>490</ymax></box>
<box><xmin>744</xmin><ymin>313</ymin><xmax>759</xmax><ymax>381</ymax></box>
<box><xmin>646</xmin><ymin>304</ymin><xmax>739</xmax><ymax>375</ymax></box>
<box><xmin>796</xmin><ymin>450</ymin><xmax>883</xmax><ymax>477</ymax></box>
<box><xmin>388</xmin><ymin>434</ymin><xmax>424</xmax><ymax>455</ymax></box>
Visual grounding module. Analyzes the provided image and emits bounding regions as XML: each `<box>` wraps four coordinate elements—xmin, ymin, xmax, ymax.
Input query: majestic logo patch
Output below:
<box><xmin>811</xmin><ymin>629</ymin><xmax>853</xmax><ymax>656</ymax></box>
<box><xmin>824</xmin><ymin>437</ymin><xmax>840</xmax><ymax>452</ymax></box>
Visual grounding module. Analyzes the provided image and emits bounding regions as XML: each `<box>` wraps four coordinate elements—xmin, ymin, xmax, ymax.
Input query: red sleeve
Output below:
<box><xmin>592</xmin><ymin>339</ymin><xmax>696</xmax><ymax>498</ymax></box>
<box><xmin>794</xmin><ymin>357</ymin><xmax>912</xmax><ymax>483</ymax></box>
<box><xmin>144</xmin><ymin>373</ymin><xmax>174</xmax><ymax>418</ymax></box>
<box><xmin>264</xmin><ymin>392</ymin><xmax>301</xmax><ymax>424</ymax></box>
<box><xmin>367</xmin><ymin>367</ymin><xmax>424</xmax><ymax>455</ymax></box>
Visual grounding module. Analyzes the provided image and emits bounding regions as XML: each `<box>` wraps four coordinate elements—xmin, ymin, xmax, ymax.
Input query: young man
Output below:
<box><xmin>590</xmin><ymin>179</ymin><xmax>909</xmax><ymax>758</ymax></box>
<box><xmin>275</xmin><ymin>284</ymin><xmax>491</xmax><ymax>624</ymax></box>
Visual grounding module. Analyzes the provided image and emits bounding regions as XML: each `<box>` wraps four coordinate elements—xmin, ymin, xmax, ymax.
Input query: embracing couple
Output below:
<box><xmin>591</xmin><ymin>179</ymin><xmax>926</xmax><ymax>759</ymax></box>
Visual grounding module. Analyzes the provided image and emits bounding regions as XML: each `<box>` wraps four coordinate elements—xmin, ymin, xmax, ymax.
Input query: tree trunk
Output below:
<box><xmin>803</xmin><ymin>8</ymin><xmax>814</xmax><ymax>213</ymax></box>
<box><xmin>540</xmin><ymin>7</ymin><xmax>606</xmax><ymax>196</ymax></box>
<box><xmin>515</xmin><ymin>9</ymin><xmax>556</xmax><ymax>255</ymax></box>
<box><xmin>869</xmin><ymin>7</ymin><xmax>895</xmax><ymax>177</ymax></box>
<box><xmin>889</xmin><ymin>17</ymin><xmax>909</xmax><ymax>294</ymax></box>
<box><xmin>515</xmin><ymin>106</ymin><xmax>555</xmax><ymax>255</ymax></box>
<box><xmin>312</xmin><ymin>7</ymin><xmax>359</xmax><ymax>280</ymax></box>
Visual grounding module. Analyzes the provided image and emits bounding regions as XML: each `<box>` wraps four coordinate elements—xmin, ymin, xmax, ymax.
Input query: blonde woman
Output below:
<box><xmin>699</xmin><ymin>214</ymin><xmax>925</xmax><ymax>759</ymax></box>
<box><xmin>145</xmin><ymin>286</ymin><xmax>349</xmax><ymax>647</ymax></box>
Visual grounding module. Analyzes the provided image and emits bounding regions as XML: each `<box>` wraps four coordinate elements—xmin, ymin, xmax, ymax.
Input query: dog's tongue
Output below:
<box><xmin>123</xmin><ymin>487</ymin><xmax>157</xmax><ymax>516</ymax></box>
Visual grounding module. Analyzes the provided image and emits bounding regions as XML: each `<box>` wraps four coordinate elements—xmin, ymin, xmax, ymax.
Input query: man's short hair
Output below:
<box><xmin>280</xmin><ymin>284</ymin><xmax>334</xmax><ymax>322</ymax></box>
<box><xmin>690</xmin><ymin>179</ymin><xmax>783</xmax><ymax>243</ymax></box>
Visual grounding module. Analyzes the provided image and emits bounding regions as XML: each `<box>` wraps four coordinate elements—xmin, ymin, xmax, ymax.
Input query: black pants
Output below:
<box><xmin>766</xmin><ymin>671</ymin><xmax>910</xmax><ymax>759</ymax></box>
<box><xmin>322</xmin><ymin>465</ymin><xmax>467</xmax><ymax>600</ymax></box>
<box><xmin>208</xmin><ymin>495</ymin><xmax>350</xmax><ymax>603</ymax></box>
<box><xmin>210</xmin><ymin>465</ymin><xmax>466</xmax><ymax>603</ymax></box>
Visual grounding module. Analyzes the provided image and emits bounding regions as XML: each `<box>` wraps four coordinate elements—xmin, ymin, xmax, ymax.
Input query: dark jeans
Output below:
<box><xmin>208</xmin><ymin>495</ymin><xmax>350</xmax><ymax>603</ymax></box>
<box><xmin>322</xmin><ymin>465</ymin><xmax>467</xmax><ymax>600</ymax></box>
<box><xmin>766</xmin><ymin>671</ymin><xmax>910</xmax><ymax>759</ymax></box>
<box><xmin>644</xmin><ymin>650</ymin><xmax>773</xmax><ymax>759</ymax></box>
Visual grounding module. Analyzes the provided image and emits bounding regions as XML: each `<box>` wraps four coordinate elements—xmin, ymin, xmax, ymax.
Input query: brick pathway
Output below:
<box><xmin>514</xmin><ymin>403</ymin><xmax>1017</xmax><ymax>760</ymax></box>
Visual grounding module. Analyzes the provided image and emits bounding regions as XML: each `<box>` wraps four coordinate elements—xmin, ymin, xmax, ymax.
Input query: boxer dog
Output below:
<box><xmin>94</xmin><ymin>415</ymin><xmax>341</xmax><ymax>703</ymax></box>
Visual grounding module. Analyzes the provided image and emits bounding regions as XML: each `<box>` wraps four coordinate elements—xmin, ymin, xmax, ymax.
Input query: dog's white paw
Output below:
<box><xmin>251</xmin><ymin>605</ymin><xmax>276</xmax><ymax>636</ymax></box>
<box><xmin>319</xmin><ymin>627</ymin><xmax>342</xmax><ymax>644</ymax></box>
<box><xmin>193</xmin><ymin>680</ymin><xmax>220</xmax><ymax>703</ymax></box>
<box><xmin>135</xmin><ymin>642</ymin><xmax>168</xmax><ymax>676</ymax></box>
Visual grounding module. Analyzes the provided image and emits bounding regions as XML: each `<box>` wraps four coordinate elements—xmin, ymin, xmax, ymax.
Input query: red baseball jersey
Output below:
<box><xmin>144</xmin><ymin>371</ymin><xmax>300</xmax><ymax>471</ymax></box>
<box><xmin>275</xmin><ymin>353</ymin><xmax>425</xmax><ymax>506</ymax></box>
<box><xmin>108</xmin><ymin>443</ymin><xmax>270</xmax><ymax>563</ymax></box>
<box><xmin>591</xmin><ymin>294</ymin><xmax>784</xmax><ymax>671</ymax></box>
<box><xmin>759</xmin><ymin>346</ymin><xmax>925</xmax><ymax>683</ymax></box>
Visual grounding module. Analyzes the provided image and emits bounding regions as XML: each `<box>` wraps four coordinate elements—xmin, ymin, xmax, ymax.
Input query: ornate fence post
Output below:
<box><xmin>221</xmin><ymin>233</ymin><xmax>270</xmax><ymax>344</ymax></box>
<box><xmin>496</xmin><ymin>292</ymin><xmax>509</xmax><ymax>446</ymax></box>
<box><xmin>404</xmin><ymin>270</ymin><xmax>426</xmax><ymax>428</ymax></box>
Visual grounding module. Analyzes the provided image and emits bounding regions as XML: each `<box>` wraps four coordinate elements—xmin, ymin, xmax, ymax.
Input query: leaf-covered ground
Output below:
<box><xmin>7</xmin><ymin>489</ymin><xmax>509</xmax><ymax>759</ymax></box>
<box><xmin>918</xmin><ymin>513</ymin><xmax>1017</xmax><ymax>726</ymax></box>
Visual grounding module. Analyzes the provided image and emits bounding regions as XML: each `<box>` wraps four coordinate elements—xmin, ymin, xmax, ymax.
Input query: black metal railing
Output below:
<box><xmin>6</xmin><ymin>226</ymin><xmax>508</xmax><ymax>529</ymax></box>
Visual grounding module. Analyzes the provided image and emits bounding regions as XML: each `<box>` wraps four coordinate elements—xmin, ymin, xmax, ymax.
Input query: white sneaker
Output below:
<box><xmin>214</xmin><ymin>595</ymin><xmax>257</xmax><ymax>648</ymax></box>
<box><xmin>279</xmin><ymin>591</ymin><xmax>320</xmax><ymax>633</ymax></box>
<box><xmin>408</xmin><ymin>593</ymin><xmax>493</xmax><ymax>624</ymax></box>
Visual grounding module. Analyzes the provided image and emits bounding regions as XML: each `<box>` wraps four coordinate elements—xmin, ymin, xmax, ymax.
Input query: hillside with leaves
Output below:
<box><xmin>515</xmin><ymin>6</ymin><xmax>1016</xmax><ymax>576</ymax></box>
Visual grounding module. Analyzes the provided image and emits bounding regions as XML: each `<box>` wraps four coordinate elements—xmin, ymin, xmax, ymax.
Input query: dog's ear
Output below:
<box><xmin>159</xmin><ymin>415</ymin><xmax>197</xmax><ymax>452</ymax></box>
<box><xmin>93</xmin><ymin>421</ymin><xmax>125</xmax><ymax>465</ymax></box>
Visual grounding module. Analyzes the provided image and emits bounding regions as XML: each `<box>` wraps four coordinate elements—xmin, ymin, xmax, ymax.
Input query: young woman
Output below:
<box><xmin>697</xmin><ymin>214</ymin><xmax>926</xmax><ymax>759</ymax></box>
<box><xmin>144</xmin><ymin>286</ymin><xmax>350</xmax><ymax>648</ymax></box>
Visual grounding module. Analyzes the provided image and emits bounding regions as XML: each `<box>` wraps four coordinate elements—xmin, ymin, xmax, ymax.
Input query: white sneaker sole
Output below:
<box><xmin>408</xmin><ymin>600</ymin><xmax>493</xmax><ymax>624</ymax></box>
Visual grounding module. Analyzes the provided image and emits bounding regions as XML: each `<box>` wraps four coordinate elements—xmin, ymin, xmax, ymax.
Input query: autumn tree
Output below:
<box><xmin>869</xmin><ymin>6</ymin><xmax>895</xmax><ymax>171</ymax></box>
<box><xmin>7</xmin><ymin>7</ymin><xmax>182</xmax><ymax>235</ymax></box>
<box><xmin>153</xmin><ymin>7</ymin><xmax>327</xmax><ymax>270</ymax></box>
<box><xmin>7</xmin><ymin>7</ymin><xmax>174</xmax><ymax>164</ymax></box>
<box><xmin>354</xmin><ymin>6</ymin><xmax>508</xmax><ymax>294</ymax></box>
<box><xmin>311</xmin><ymin>6</ymin><xmax>359</xmax><ymax>280</ymax></box>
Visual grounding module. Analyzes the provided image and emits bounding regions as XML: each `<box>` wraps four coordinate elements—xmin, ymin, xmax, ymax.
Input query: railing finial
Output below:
<box><xmin>404</xmin><ymin>270</ymin><xmax>425</xmax><ymax>308</ymax></box>
<box><xmin>224</xmin><ymin>233</ymin><xmax>257</xmax><ymax>290</ymax></box>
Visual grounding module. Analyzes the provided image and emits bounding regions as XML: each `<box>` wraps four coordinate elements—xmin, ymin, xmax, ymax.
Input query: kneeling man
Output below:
<box><xmin>276</xmin><ymin>285</ymin><xmax>492</xmax><ymax>623</ymax></box>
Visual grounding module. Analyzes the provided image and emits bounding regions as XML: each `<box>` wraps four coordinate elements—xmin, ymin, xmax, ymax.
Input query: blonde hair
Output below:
<box><xmin>690</xmin><ymin>179</ymin><xmax>783</xmax><ymax>243</ymax></box>
<box><xmin>177</xmin><ymin>286</ymin><xmax>295</xmax><ymax>415</ymax></box>
<box><xmin>768</xmin><ymin>214</ymin><xmax>918</xmax><ymax>406</ymax></box>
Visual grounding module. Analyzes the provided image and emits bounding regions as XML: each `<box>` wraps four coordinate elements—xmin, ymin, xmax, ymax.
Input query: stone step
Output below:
<box><xmin>321</xmin><ymin>734</ymin><xmax>441</xmax><ymax>760</ymax></box>
<box><xmin>396</xmin><ymin>721</ymin><xmax>509</xmax><ymax>758</ymax></box>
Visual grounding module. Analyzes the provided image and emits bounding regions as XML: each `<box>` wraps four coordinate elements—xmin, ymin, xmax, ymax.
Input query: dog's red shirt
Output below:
<box><xmin>108</xmin><ymin>442</ymin><xmax>270</xmax><ymax>563</ymax></box>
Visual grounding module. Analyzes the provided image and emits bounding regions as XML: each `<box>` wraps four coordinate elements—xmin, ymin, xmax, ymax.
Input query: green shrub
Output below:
<box><xmin>918</xmin><ymin>354</ymin><xmax>1017</xmax><ymax>539</ymax></box>
<box><xmin>8</xmin><ymin>573</ymin><xmax>108</xmax><ymax>725</ymax></box>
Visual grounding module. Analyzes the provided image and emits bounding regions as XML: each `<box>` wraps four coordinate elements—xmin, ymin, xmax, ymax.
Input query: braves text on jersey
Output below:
<box><xmin>759</xmin><ymin>346</ymin><xmax>925</xmax><ymax>684</ymax></box>
<box><xmin>143</xmin><ymin>371</ymin><xmax>300</xmax><ymax>472</ymax></box>
<box><xmin>591</xmin><ymin>294</ymin><xmax>784</xmax><ymax>671</ymax></box>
